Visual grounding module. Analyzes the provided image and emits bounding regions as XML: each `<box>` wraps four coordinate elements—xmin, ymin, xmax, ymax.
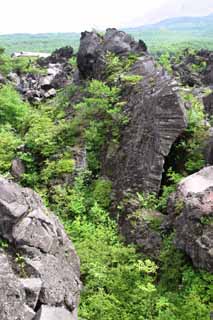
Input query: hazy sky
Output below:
<box><xmin>0</xmin><ymin>0</ymin><xmax>168</xmax><ymax>34</ymax></box>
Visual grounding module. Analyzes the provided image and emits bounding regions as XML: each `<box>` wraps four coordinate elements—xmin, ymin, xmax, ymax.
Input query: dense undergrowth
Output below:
<box><xmin>0</xmin><ymin>51</ymin><xmax>212</xmax><ymax>319</ymax></box>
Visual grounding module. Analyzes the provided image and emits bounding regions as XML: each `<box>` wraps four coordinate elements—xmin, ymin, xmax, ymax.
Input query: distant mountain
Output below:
<box><xmin>126</xmin><ymin>0</ymin><xmax>213</xmax><ymax>27</ymax></box>
<box><xmin>125</xmin><ymin>13</ymin><xmax>213</xmax><ymax>34</ymax></box>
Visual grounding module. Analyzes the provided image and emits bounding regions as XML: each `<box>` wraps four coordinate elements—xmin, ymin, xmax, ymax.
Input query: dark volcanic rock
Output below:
<box><xmin>77</xmin><ymin>28</ymin><xmax>147</xmax><ymax>79</ymax></box>
<box><xmin>166</xmin><ymin>166</ymin><xmax>213</xmax><ymax>272</ymax></box>
<box><xmin>203</xmin><ymin>92</ymin><xmax>213</xmax><ymax>116</ymax></box>
<box><xmin>38</xmin><ymin>46</ymin><xmax>74</xmax><ymax>66</ymax></box>
<box><xmin>102</xmin><ymin>56</ymin><xmax>187</xmax><ymax>194</ymax></box>
<box><xmin>172</xmin><ymin>49</ymin><xmax>213</xmax><ymax>87</ymax></box>
<box><xmin>0</xmin><ymin>177</ymin><xmax>81</xmax><ymax>319</ymax></box>
<box><xmin>77</xmin><ymin>31</ymin><xmax>105</xmax><ymax>79</ymax></box>
<box><xmin>119</xmin><ymin>206</ymin><xmax>164</xmax><ymax>258</ymax></box>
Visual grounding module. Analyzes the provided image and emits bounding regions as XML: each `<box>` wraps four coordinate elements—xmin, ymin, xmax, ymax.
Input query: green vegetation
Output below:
<box><xmin>0</xmin><ymin>48</ymin><xmax>47</xmax><ymax>75</ymax></box>
<box><xmin>0</xmin><ymin>43</ymin><xmax>212</xmax><ymax>320</ymax></box>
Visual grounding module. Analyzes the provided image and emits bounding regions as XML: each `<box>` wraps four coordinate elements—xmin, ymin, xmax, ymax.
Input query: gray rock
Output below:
<box><xmin>0</xmin><ymin>177</ymin><xmax>81</xmax><ymax>317</ymax></box>
<box><xmin>103</xmin><ymin>28</ymin><xmax>147</xmax><ymax>56</ymax></box>
<box><xmin>102</xmin><ymin>56</ymin><xmax>187</xmax><ymax>194</ymax></box>
<box><xmin>166</xmin><ymin>166</ymin><xmax>213</xmax><ymax>272</ymax></box>
<box><xmin>34</xmin><ymin>305</ymin><xmax>75</xmax><ymax>320</ymax></box>
<box><xmin>77</xmin><ymin>28</ymin><xmax>147</xmax><ymax>79</ymax></box>
<box><xmin>203</xmin><ymin>92</ymin><xmax>213</xmax><ymax>116</ymax></box>
<box><xmin>20</xmin><ymin>278</ymin><xmax>42</xmax><ymax>309</ymax></box>
<box><xmin>11</xmin><ymin>158</ymin><xmax>25</xmax><ymax>179</ymax></box>
<box><xmin>0</xmin><ymin>252</ymin><xmax>35</xmax><ymax>320</ymax></box>
<box><xmin>119</xmin><ymin>208</ymin><xmax>164</xmax><ymax>258</ymax></box>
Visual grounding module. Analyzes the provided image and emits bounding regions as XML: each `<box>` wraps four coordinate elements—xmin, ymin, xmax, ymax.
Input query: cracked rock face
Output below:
<box><xmin>0</xmin><ymin>177</ymin><xmax>81</xmax><ymax>319</ymax></box>
<box><xmin>102</xmin><ymin>56</ymin><xmax>187</xmax><ymax>194</ymax></box>
<box><xmin>166</xmin><ymin>166</ymin><xmax>213</xmax><ymax>272</ymax></box>
<box><xmin>77</xmin><ymin>28</ymin><xmax>147</xmax><ymax>79</ymax></box>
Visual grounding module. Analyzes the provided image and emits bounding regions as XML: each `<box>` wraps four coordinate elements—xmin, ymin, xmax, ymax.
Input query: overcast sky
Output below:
<box><xmin>0</xmin><ymin>0</ymin><xmax>168</xmax><ymax>34</ymax></box>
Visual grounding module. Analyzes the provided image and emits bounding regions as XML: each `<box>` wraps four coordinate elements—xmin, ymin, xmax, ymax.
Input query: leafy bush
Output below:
<box><xmin>0</xmin><ymin>125</ymin><xmax>21</xmax><ymax>173</ymax></box>
<box><xmin>0</xmin><ymin>85</ymin><xmax>29</xmax><ymax>129</ymax></box>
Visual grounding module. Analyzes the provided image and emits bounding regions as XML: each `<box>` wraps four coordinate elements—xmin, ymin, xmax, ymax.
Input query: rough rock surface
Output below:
<box><xmin>34</xmin><ymin>305</ymin><xmax>76</xmax><ymax>320</ymax></box>
<box><xmin>119</xmin><ymin>204</ymin><xmax>164</xmax><ymax>258</ymax></box>
<box><xmin>203</xmin><ymin>92</ymin><xmax>213</xmax><ymax>116</ymax></box>
<box><xmin>9</xmin><ymin>46</ymin><xmax>74</xmax><ymax>102</ymax></box>
<box><xmin>0</xmin><ymin>251</ymin><xmax>35</xmax><ymax>320</ymax></box>
<box><xmin>166</xmin><ymin>166</ymin><xmax>213</xmax><ymax>272</ymax></box>
<box><xmin>172</xmin><ymin>49</ymin><xmax>213</xmax><ymax>87</ymax></box>
<box><xmin>77</xmin><ymin>28</ymin><xmax>147</xmax><ymax>79</ymax></box>
<box><xmin>102</xmin><ymin>56</ymin><xmax>187</xmax><ymax>194</ymax></box>
<box><xmin>11</xmin><ymin>158</ymin><xmax>25</xmax><ymax>179</ymax></box>
<box><xmin>0</xmin><ymin>177</ymin><xmax>81</xmax><ymax>319</ymax></box>
<box><xmin>38</xmin><ymin>46</ymin><xmax>74</xmax><ymax>66</ymax></box>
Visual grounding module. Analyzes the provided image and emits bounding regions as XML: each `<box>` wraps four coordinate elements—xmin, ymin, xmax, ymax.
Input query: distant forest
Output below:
<box><xmin>1</xmin><ymin>15</ymin><xmax>213</xmax><ymax>54</ymax></box>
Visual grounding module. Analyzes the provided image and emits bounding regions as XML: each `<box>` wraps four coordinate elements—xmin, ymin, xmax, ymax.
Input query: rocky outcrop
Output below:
<box><xmin>38</xmin><ymin>46</ymin><xmax>74</xmax><ymax>66</ymax></box>
<box><xmin>119</xmin><ymin>197</ymin><xmax>164</xmax><ymax>258</ymax></box>
<box><xmin>102</xmin><ymin>56</ymin><xmax>187</xmax><ymax>194</ymax></box>
<box><xmin>172</xmin><ymin>49</ymin><xmax>213</xmax><ymax>87</ymax></box>
<box><xmin>77</xmin><ymin>29</ymin><xmax>186</xmax><ymax>195</ymax></box>
<box><xmin>77</xmin><ymin>28</ymin><xmax>147</xmax><ymax>79</ymax></box>
<box><xmin>0</xmin><ymin>177</ymin><xmax>81</xmax><ymax>319</ymax></box>
<box><xmin>166</xmin><ymin>166</ymin><xmax>213</xmax><ymax>272</ymax></box>
<box><xmin>9</xmin><ymin>46</ymin><xmax>74</xmax><ymax>103</ymax></box>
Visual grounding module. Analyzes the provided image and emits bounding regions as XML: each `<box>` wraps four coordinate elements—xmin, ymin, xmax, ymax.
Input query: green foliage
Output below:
<box><xmin>0</xmin><ymin>52</ymin><xmax>13</xmax><ymax>75</ymax></box>
<box><xmin>92</xmin><ymin>178</ymin><xmax>112</xmax><ymax>209</ymax></box>
<box><xmin>120</xmin><ymin>74</ymin><xmax>143</xmax><ymax>85</ymax></box>
<box><xmin>105</xmin><ymin>52</ymin><xmax>139</xmax><ymax>84</ymax></box>
<box><xmin>180</xmin><ymin>93</ymin><xmax>207</xmax><ymax>173</ymax></box>
<box><xmin>41</xmin><ymin>156</ymin><xmax>75</xmax><ymax>183</ymax></box>
<box><xmin>0</xmin><ymin>85</ymin><xmax>29</xmax><ymax>129</ymax></box>
<box><xmin>0</xmin><ymin>125</ymin><xmax>21</xmax><ymax>173</ymax></box>
<box><xmin>0</xmin><ymin>38</ymin><xmax>212</xmax><ymax>320</ymax></box>
<box><xmin>200</xmin><ymin>216</ymin><xmax>213</xmax><ymax>225</ymax></box>
<box><xmin>12</xmin><ymin>57</ymin><xmax>47</xmax><ymax>75</ymax></box>
<box><xmin>159</xmin><ymin>52</ymin><xmax>172</xmax><ymax>73</ymax></box>
<box><xmin>74</xmin><ymin>80</ymin><xmax>125</xmax><ymax>172</ymax></box>
<box><xmin>0</xmin><ymin>238</ymin><xmax>9</xmax><ymax>250</ymax></box>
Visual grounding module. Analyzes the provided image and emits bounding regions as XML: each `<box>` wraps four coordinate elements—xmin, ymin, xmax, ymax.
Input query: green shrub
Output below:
<box><xmin>41</xmin><ymin>157</ymin><xmax>75</xmax><ymax>182</ymax></box>
<box><xmin>0</xmin><ymin>85</ymin><xmax>29</xmax><ymax>129</ymax></box>
<box><xmin>0</xmin><ymin>125</ymin><xmax>21</xmax><ymax>173</ymax></box>
<box><xmin>92</xmin><ymin>178</ymin><xmax>112</xmax><ymax>209</ymax></box>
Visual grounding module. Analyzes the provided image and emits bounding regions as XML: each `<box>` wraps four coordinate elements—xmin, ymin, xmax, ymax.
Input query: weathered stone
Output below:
<box><xmin>20</xmin><ymin>278</ymin><xmax>42</xmax><ymax>309</ymax></box>
<box><xmin>77</xmin><ymin>28</ymin><xmax>147</xmax><ymax>79</ymax></box>
<box><xmin>166</xmin><ymin>166</ymin><xmax>213</xmax><ymax>272</ymax></box>
<box><xmin>203</xmin><ymin>92</ymin><xmax>213</xmax><ymax>116</ymax></box>
<box><xmin>34</xmin><ymin>305</ymin><xmax>75</xmax><ymax>320</ymax></box>
<box><xmin>38</xmin><ymin>46</ymin><xmax>73</xmax><ymax>66</ymax></box>
<box><xmin>0</xmin><ymin>177</ymin><xmax>81</xmax><ymax>317</ymax></box>
<box><xmin>77</xmin><ymin>31</ymin><xmax>105</xmax><ymax>79</ymax></box>
<box><xmin>102</xmin><ymin>56</ymin><xmax>187</xmax><ymax>194</ymax></box>
<box><xmin>119</xmin><ymin>208</ymin><xmax>164</xmax><ymax>258</ymax></box>
<box><xmin>0</xmin><ymin>252</ymin><xmax>35</xmax><ymax>320</ymax></box>
<box><xmin>11</xmin><ymin>158</ymin><xmax>25</xmax><ymax>179</ymax></box>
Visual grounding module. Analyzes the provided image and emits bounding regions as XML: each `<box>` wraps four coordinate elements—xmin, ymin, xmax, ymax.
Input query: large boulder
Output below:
<box><xmin>102</xmin><ymin>56</ymin><xmax>187</xmax><ymax>194</ymax></box>
<box><xmin>166</xmin><ymin>166</ymin><xmax>213</xmax><ymax>272</ymax></box>
<box><xmin>77</xmin><ymin>28</ymin><xmax>147</xmax><ymax>79</ymax></box>
<box><xmin>0</xmin><ymin>177</ymin><xmax>81</xmax><ymax>318</ymax></box>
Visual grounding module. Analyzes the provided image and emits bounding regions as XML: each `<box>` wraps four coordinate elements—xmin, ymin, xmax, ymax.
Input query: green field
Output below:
<box><xmin>1</xmin><ymin>15</ymin><xmax>213</xmax><ymax>55</ymax></box>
